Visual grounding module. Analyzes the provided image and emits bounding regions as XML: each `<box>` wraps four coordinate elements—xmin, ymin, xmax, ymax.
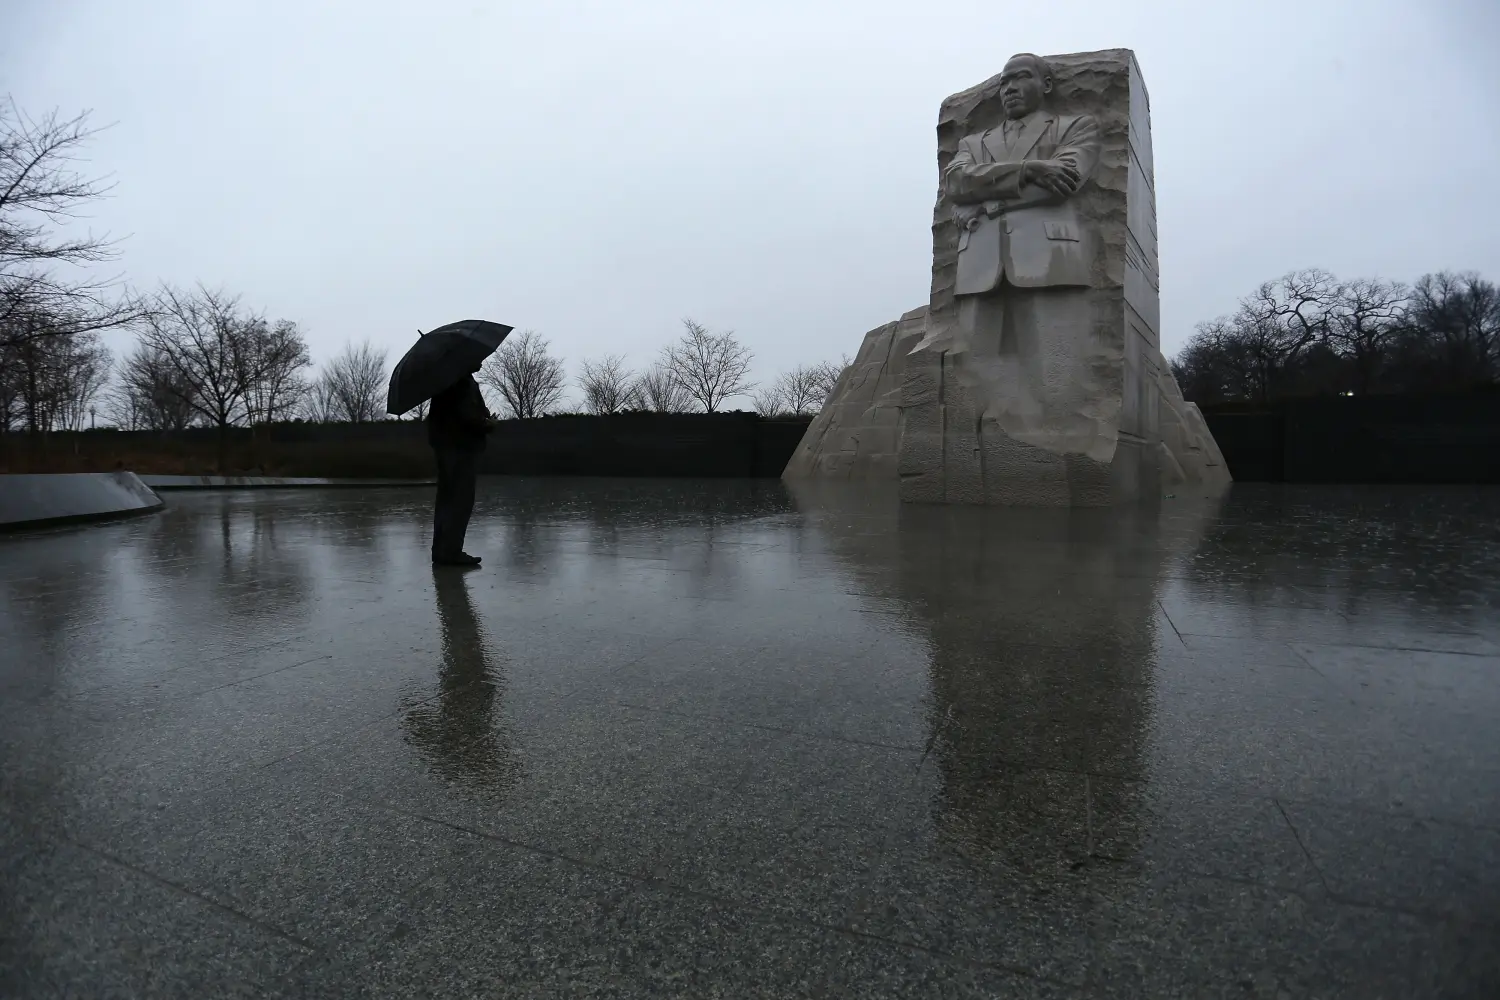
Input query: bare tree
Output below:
<box><xmin>772</xmin><ymin>363</ymin><xmax>842</xmax><ymax>415</ymax></box>
<box><xmin>807</xmin><ymin>356</ymin><xmax>850</xmax><ymax>406</ymax></box>
<box><xmin>109</xmin><ymin>343</ymin><xmax>197</xmax><ymax>430</ymax></box>
<box><xmin>243</xmin><ymin>319</ymin><xmax>312</xmax><ymax>424</ymax></box>
<box><xmin>633</xmin><ymin>363</ymin><xmax>691</xmax><ymax>413</ymax></box>
<box><xmin>1234</xmin><ymin>269</ymin><xmax>1337</xmax><ymax>402</ymax></box>
<box><xmin>0</xmin><ymin>330</ymin><xmax>110</xmax><ymax>432</ymax></box>
<box><xmin>1323</xmin><ymin>277</ymin><xmax>1408</xmax><ymax>395</ymax></box>
<box><xmin>663</xmin><ymin>319</ymin><xmax>754</xmax><ymax>412</ymax></box>
<box><xmin>1174</xmin><ymin>266</ymin><xmax>1500</xmax><ymax>404</ymax></box>
<box><xmin>54</xmin><ymin>335</ymin><xmax>111</xmax><ymax>430</ymax></box>
<box><xmin>577</xmin><ymin>355</ymin><xmax>639</xmax><ymax>414</ymax></box>
<box><xmin>479</xmin><ymin>329</ymin><xmax>565</xmax><ymax>419</ymax></box>
<box><xmin>1174</xmin><ymin>269</ymin><xmax>1338</xmax><ymax>405</ymax></box>
<box><xmin>0</xmin><ymin>99</ymin><xmax>143</xmax><ymax>351</ymax></box>
<box><xmin>750</xmin><ymin>385</ymin><xmax>788</xmax><ymax>416</ymax></box>
<box><xmin>0</xmin><ymin>348</ymin><xmax>18</xmax><ymax>430</ymax></box>
<box><xmin>300</xmin><ymin>374</ymin><xmax>339</xmax><ymax>423</ymax></box>
<box><xmin>313</xmin><ymin>339</ymin><xmax>388</xmax><ymax>422</ymax></box>
<box><xmin>1403</xmin><ymin>271</ymin><xmax>1500</xmax><ymax>389</ymax></box>
<box><xmin>136</xmin><ymin>284</ymin><xmax>283</xmax><ymax>468</ymax></box>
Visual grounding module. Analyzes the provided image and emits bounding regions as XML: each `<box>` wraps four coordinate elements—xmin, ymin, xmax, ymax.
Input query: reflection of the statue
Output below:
<box><xmin>399</xmin><ymin>569</ymin><xmax>517</xmax><ymax>791</ymax></box>
<box><xmin>789</xmin><ymin>482</ymin><xmax>1223</xmax><ymax>871</ymax></box>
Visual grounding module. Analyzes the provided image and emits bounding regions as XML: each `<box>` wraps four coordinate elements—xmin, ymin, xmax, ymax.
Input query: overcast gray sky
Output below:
<box><xmin>4</xmin><ymin>0</ymin><xmax>1497</xmax><ymax>392</ymax></box>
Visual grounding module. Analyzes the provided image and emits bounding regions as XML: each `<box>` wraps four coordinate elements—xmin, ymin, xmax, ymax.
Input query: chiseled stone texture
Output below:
<box><xmin>1152</xmin><ymin>348</ymin><xmax>1233</xmax><ymax>490</ymax></box>
<box><xmin>781</xmin><ymin>307</ymin><xmax>928</xmax><ymax>480</ymax></box>
<box><xmin>902</xmin><ymin>48</ymin><xmax>1161</xmax><ymax>506</ymax></box>
<box><xmin>787</xmin><ymin>307</ymin><xmax>1231</xmax><ymax>495</ymax></box>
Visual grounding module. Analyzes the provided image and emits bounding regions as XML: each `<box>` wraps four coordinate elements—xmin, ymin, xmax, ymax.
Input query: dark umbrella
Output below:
<box><xmin>386</xmin><ymin>320</ymin><xmax>513</xmax><ymax>416</ymax></box>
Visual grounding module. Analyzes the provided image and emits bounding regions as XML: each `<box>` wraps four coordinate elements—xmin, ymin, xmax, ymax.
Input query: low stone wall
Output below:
<box><xmin>481</xmin><ymin>413</ymin><xmax>810</xmax><ymax>478</ymax></box>
<box><xmin>1</xmin><ymin>414</ymin><xmax>813</xmax><ymax>480</ymax></box>
<box><xmin>0</xmin><ymin>472</ymin><xmax>163</xmax><ymax>530</ymax></box>
<box><xmin>140</xmin><ymin>476</ymin><xmax>434</xmax><ymax>490</ymax></box>
<box><xmin>1202</xmin><ymin>390</ymin><xmax>1500</xmax><ymax>483</ymax></box>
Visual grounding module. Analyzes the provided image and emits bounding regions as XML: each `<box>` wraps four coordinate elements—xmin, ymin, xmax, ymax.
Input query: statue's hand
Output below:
<box><xmin>1026</xmin><ymin>159</ymin><xmax>1082</xmax><ymax>197</ymax></box>
<box><xmin>952</xmin><ymin>203</ymin><xmax>983</xmax><ymax>229</ymax></box>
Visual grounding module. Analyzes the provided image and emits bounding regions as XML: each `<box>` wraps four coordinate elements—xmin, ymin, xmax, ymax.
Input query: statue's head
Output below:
<box><xmin>999</xmin><ymin>53</ymin><xmax>1053</xmax><ymax>120</ymax></box>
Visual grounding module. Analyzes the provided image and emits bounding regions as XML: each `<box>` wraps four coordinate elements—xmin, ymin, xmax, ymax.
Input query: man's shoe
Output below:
<box><xmin>432</xmin><ymin>552</ymin><xmax>481</xmax><ymax>567</ymax></box>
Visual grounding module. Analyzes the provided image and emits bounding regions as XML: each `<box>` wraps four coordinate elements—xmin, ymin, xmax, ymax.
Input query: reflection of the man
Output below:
<box><xmin>789</xmin><ymin>483</ymin><xmax>1223</xmax><ymax>870</ymax></box>
<box><xmin>399</xmin><ymin>570</ymin><xmax>516</xmax><ymax>791</ymax></box>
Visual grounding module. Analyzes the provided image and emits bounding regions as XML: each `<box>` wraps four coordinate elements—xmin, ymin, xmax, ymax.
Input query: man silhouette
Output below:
<box><xmin>428</xmin><ymin>362</ymin><xmax>494</xmax><ymax>567</ymax></box>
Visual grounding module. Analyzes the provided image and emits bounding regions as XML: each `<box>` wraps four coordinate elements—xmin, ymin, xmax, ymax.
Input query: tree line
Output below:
<box><xmin>1173</xmin><ymin>268</ymin><xmax>1499</xmax><ymax>406</ymax></box>
<box><xmin>1</xmin><ymin>288</ymin><xmax>849</xmax><ymax>435</ymax></box>
<box><xmin>0</xmin><ymin>101</ymin><xmax>846</xmax><ymax>440</ymax></box>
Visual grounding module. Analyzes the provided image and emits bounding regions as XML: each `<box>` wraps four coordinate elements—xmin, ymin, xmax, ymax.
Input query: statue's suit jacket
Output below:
<box><xmin>946</xmin><ymin>111</ymin><xmax>1101</xmax><ymax>295</ymax></box>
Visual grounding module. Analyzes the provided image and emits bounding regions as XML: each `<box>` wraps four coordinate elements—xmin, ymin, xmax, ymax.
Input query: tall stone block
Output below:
<box><xmin>784</xmin><ymin>48</ymin><xmax>1231</xmax><ymax>499</ymax></box>
<box><xmin>900</xmin><ymin>49</ymin><xmax>1161</xmax><ymax>506</ymax></box>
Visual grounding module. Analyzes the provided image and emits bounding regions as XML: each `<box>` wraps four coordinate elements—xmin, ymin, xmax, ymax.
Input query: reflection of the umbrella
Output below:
<box><xmin>399</xmin><ymin>570</ymin><xmax>517</xmax><ymax>790</ymax></box>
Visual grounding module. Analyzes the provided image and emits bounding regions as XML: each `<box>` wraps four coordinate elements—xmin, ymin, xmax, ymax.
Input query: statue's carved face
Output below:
<box><xmin>999</xmin><ymin>56</ymin><xmax>1050</xmax><ymax>119</ymax></box>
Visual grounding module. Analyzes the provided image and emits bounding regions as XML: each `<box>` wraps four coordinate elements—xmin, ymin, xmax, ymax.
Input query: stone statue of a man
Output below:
<box><xmin>934</xmin><ymin>53</ymin><xmax>1103</xmax><ymax>432</ymax></box>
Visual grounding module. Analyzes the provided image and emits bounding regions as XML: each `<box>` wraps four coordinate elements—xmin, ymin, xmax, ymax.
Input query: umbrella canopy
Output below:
<box><xmin>386</xmin><ymin>320</ymin><xmax>513</xmax><ymax>416</ymax></box>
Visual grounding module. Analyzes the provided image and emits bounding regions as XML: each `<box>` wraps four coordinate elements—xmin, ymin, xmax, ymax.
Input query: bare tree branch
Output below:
<box><xmin>663</xmin><ymin>319</ymin><xmax>754</xmax><ymax>412</ymax></box>
<box><xmin>108</xmin><ymin>343</ymin><xmax>198</xmax><ymax>430</ymax></box>
<box><xmin>479</xmin><ymin>329</ymin><xmax>565</xmax><ymax>419</ymax></box>
<box><xmin>633</xmin><ymin>363</ymin><xmax>691</xmax><ymax>413</ymax></box>
<box><xmin>577</xmin><ymin>354</ymin><xmax>638</xmax><ymax>415</ymax></box>
<box><xmin>313</xmin><ymin>339</ymin><xmax>388</xmax><ymax>422</ymax></box>
<box><xmin>772</xmin><ymin>361</ymin><xmax>846</xmax><ymax>415</ymax></box>
<box><xmin>0</xmin><ymin>330</ymin><xmax>111</xmax><ymax>432</ymax></box>
<box><xmin>0</xmin><ymin>97</ymin><xmax>143</xmax><ymax>350</ymax></box>
<box><xmin>750</xmin><ymin>385</ymin><xmax>788</xmax><ymax>416</ymax></box>
<box><xmin>242</xmin><ymin>318</ymin><xmax>312</xmax><ymax>424</ymax></box>
<box><xmin>133</xmin><ymin>284</ymin><xmax>308</xmax><ymax>468</ymax></box>
<box><xmin>1404</xmin><ymin>271</ymin><xmax>1500</xmax><ymax>388</ymax></box>
<box><xmin>807</xmin><ymin>356</ymin><xmax>849</xmax><ymax>407</ymax></box>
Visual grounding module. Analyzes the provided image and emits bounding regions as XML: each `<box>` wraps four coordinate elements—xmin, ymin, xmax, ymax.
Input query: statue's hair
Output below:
<box><xmin>1007</xmin><ymin>52</ymin><xmax>1054</xmax><ymax>86</ymax></box>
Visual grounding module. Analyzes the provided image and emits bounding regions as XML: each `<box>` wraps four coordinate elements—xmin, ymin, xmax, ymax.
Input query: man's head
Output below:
<box><xmin>999</xmin><ymin>53</ymin><xmax>1053</xmax><ymax>120</ymax></box>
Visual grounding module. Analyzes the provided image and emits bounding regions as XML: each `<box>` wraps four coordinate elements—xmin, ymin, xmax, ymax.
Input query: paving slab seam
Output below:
<box><xmin>374</xmin><ymin>800</ymin><xmax>1075</xmax><ymax>991</ymax></box>
<box><xmin>1272</xmin><ymin>795</ymin><xmax>1500</xmax><ymax>834</ymax></box>
<box><xmin>50</xmin><ymin>833</ymin><xmax>319</xmax><ymax>952</ymax></box>
<box><xmin>62</xmin><ymin>654</ymin><xmax>340</xmax><ymax>713</ymax></box>
<box><xmin>1155</xmin><ymin>600</ymin><xmax>1189</xmax><ymax>646</ymax></box>
<box><xmin>1179</xmin><ymin>632</ymin><xmax>1496</xmax><ymax>656</ymax></box>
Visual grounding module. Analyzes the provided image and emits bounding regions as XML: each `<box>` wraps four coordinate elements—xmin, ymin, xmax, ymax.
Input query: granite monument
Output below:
<box><xmin>784</xmin><ymin>49</ymin><xmax>1230</xmax><ymax>502</ymax></box>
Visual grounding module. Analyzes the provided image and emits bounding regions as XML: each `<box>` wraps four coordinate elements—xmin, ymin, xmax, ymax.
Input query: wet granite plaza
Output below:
<box><xmin>2</xmin><ymin>479</ymin><xmax>1498</xmax><ymax>997</ymax></box>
